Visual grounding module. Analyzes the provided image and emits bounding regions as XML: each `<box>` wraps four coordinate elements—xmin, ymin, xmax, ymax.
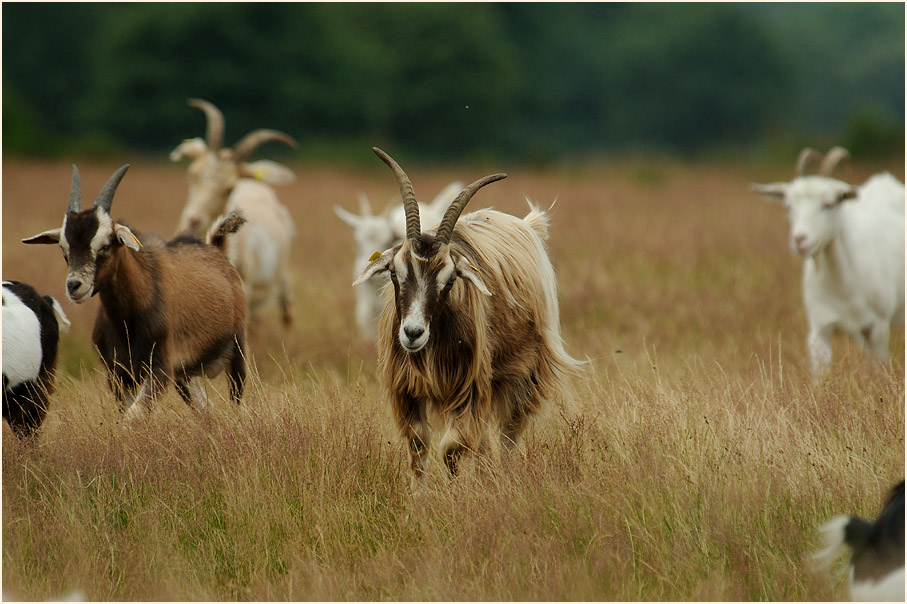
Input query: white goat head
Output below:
<box><xmin>753</xmin><ymin>146</ymin><xmax>857</xmax><ymax>257</ymax></box>
<box><xmin>22</xmin><ymin>165</ymin><xmax>137</xmax><ymax>303</ymax></box>
<box><xmin>171</xmin><ymin>98</ymin><xmax>297</xmax><ymax>236</ymax></box>
<box><xmin>354</xmin><ymin>148</ymin><xmax>503</xmax><ymax>353</ymax></box>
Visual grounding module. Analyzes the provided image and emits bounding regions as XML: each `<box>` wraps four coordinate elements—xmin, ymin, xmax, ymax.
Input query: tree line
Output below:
<box><xmin>3</xmin><ymin>3</ymin><xmax>903</xmax><ymax>162</ymax></box>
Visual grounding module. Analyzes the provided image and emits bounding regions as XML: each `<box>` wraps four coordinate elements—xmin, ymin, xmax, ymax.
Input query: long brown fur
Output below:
<box><xmin>376</xmin><ymin>205</ymin><xmax>582</xmax><ymax>486</ymax></box>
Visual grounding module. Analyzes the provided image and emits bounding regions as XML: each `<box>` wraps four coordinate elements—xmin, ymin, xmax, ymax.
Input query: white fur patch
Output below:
<box><xmin>850</xmin><ymin>565</ymin><xmax>905</xmax><ymax>602</ymax></box>
<box><xmin>2</xmin><ymin>285</ymin><xmax>44</xmax><ymax>388</ymax></box>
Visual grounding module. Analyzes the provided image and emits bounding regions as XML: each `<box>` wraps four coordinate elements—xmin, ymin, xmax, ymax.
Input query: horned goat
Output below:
<box><xmin>171</xmin><ymin>98</ymin><xmax>297</xmax><ymax>326</ymax></box>
<box><xmin>752</xmin><ymin>147</ymin><xmax>905</xmax><ymax>379</ymax></box>
<box><xmin>3</xmin><ymin>280</ymin><xmax>70</xmax><ymax>438</ymax></box>
<box><xmin>814</xmin><ymin>480</ymin><xmax>904</xmax><ymax>601</ymax></box>
<box><xmin>334</xmin><ymin>182</ymin><xmax>461</xmax><ymax>340</ymax></box>
<box><xmin>22</xmin><ymin>164</ymin><xmax>247</xmax><ymax>419</ymax></box>
<box><xmin>354</xmin><ymin>148</ymin><xmax>581</xmax><ymax>490</ymax></box>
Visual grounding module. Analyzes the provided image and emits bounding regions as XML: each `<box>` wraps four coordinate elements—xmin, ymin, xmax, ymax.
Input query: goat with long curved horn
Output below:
<box><xmin>372</xmin><ymin>147</ymin><xmax>422</xmax><ymax>243</ymax></box>
<box><xmin>91</xmin><ymin>165</ymin><xmax>130</xmax><ymax>214</ymax></box>
<box><xmin>819</xmin><ymin>146</ymin><xmax>851</xmax><ymax>177</ymax></box>
<box><xmin>187</xmin><ymin>98</ymin><xmax>225</xmax><ymax>152</ymax></box>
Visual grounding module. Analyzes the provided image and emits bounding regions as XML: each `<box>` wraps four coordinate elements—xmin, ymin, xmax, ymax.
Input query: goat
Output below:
<box><xmin>334</xmin><ymin>182</ymin><xmax>462</xmax><ymax>340</ymax></box>
<box><xmin>752</xmin><ymin>147</ymin><xmax>905</xmax><ymax>378</ymax></box>
<box><xmin>354</xmin><ymin>148</ymin><xmax>581</xmax><ymax>490</ymax></box>
<box><xmin>171</xmin><ymin>98</ymin><xmax>297</xmax><ymax>326</ymax></box>
<box><xmin>3</xmin><ymin>280</ymin><xmax>71</xmax><ymax>438</ymax></box>
<box><xmin>22</xmin><ymin>164</ymin><xmax>247</xmax><ymax>419</ymax></box>
<box><xmin>814</xmin><ymin>480</ymin><xmax>904</xmax><ymax>601</ymax></box>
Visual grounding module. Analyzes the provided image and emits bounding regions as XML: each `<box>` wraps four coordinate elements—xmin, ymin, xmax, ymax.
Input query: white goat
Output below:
<box><xmin>171</xmin><ymin>98</ymin><xmax>297</xmax><ymax>326</ymax></box>
<box><xmin>753</xmin><ymin>147</ymin><xmax>905</xmax><ymax>378</ymax></box>
<box><xmin>334</xmin><ymin>182</ymin><xmax>462</xmax><ymax>340</ymax></box>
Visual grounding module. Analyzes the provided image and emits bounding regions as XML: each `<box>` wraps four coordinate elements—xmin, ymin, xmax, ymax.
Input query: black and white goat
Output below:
<box><xmin>3</xmin><ymin>280</ymin><xmax>70</xmax><ymax>437</ymax></box>
<box><xmin>354</xmin><ymin>148</ymin><xmax>581</xmax><ymax>490</ymax></box>
<box><xmin>23</xmin><ymin>164</ymin><xmax>247</xmax><ymax>419</ymax></box>
<box><xmin>815</xmin><ymin>480</ymin><xmax>905</xmax><ymax>601</ymax></box>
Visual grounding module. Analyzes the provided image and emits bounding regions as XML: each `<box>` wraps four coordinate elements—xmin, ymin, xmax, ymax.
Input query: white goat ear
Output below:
<box><xmin>48</xmin><ymin>297</ymin><xmax>71</xmax><ymax>333</ymax></box>
<box><xmin>240</xmin><ymin>160</ymin><xmax>296</xmax><ymax>185</ymax></box>
<box><xmin>334</xmin><ymin>205</ymin><xmax>363</xmax><ymax>228</ymax></box>
<box><xmin>170</xmin><ymin>137</ymin><xmax>208</xmax><ymax>162</ymax></box>
<box><xmin>455</xmin><ymin>256</ymin><xmax>491</xmax><ymax>296</ymax></box>
<box><xmin>751</xmin><ymin>182</ymin><xmax>787</xmax><ymax>202</ymax></box>
<box><xmin>22</xmin><ymin>228</ymin><xmax>62</xmax><ymax>245</ymax></box>
<box><xmin>353</xmin><ymin>249</ymin><xmax>394</xmax><ymax>287</ymax></box>
<box><xmin>114</xmin><ymin>224</ymin><xmax>142</xmax><ymax>251</ymax></box>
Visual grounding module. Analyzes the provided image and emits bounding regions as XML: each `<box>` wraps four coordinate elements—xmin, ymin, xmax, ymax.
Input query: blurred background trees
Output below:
<box><xmin>2</xmin><ymin>2</ymin><xmax>903</xmax><ymax>162</ymax></box>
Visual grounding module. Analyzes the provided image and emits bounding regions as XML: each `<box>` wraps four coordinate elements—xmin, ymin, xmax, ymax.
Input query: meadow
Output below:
<box><xmin>2</xmin><ymin>155</ymin><xmax>904</xmax><ymax>601</ymax></box>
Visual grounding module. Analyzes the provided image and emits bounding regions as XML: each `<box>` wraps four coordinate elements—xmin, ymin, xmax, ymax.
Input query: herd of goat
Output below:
<box><xmin>2</xmin><ymin>99</ymin><xmax>904</xmax><ymax>600</ymax></box>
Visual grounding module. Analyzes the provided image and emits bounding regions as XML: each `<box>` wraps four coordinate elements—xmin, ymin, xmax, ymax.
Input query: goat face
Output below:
<box><xmin>359</xmin><ymin>236</ymin><xmax>490</xmax><ymax>352</ymax></box>
<box><xmin>754</xmin><ymin>176</ymin><xmax>858</xmax><ymax>257</ymax></box>
<box><xmin>177</xmin><ymin>149</ymin><xmax>239</xmax><ymax>237</ymax></box>
<box><xmin>22</xmin><ymin>165</ymin><xmax>138</xmax><ymax>303</ymax></box>
<box><xmin>353</xmin><ymin>148</ymin><xmax>501</xmax><ymax>353</ymax></box>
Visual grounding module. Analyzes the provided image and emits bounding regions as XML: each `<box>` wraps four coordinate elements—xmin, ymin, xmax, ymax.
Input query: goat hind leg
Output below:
<box><xmin>227</xmin><ymin>337</ymin><xmax>246</xmax><ymax>405</ymax></box>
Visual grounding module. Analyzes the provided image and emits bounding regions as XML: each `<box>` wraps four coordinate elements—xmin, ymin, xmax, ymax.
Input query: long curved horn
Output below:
<box><xmin>91</xmin><ymin>164</ymin><xmax>130</xmax><ymax>214</ymax></box>
<box><xmin>434</xmin><ymin>173</ymin><xmax>507</xmax><ymax>247</ymax></box>
<box><xmin>796</xmin><ymin>147</ymin><xmax>822</xmax><ymax>176</ymax></box>
<box><xmin>233</xmin><ymin>129</ymin><xmax>297</xmax><ymax>162</ymax></box>
<box><xmin>819</xmin><ymin>146</ymin><xmax>851</xmax><ymax>177</ymax></box>
<box><xmin>187</xmin><ymin>98</ymin><xmax>225</xmax><ymax>152</ymax></box>
<box><xmin>68</xmin><ymin>164</ymin><xmax>82</xmax><ymax>212</ymax></box>
<box><xmin>372</xmin><ymin>147</ymin><xmax>421</xmax><ymax>242</ymax></box>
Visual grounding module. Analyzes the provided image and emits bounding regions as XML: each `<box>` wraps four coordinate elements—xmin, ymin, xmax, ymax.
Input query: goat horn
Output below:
<box><xmin>233</xmin><ymin>129</ymin><xmax>297</xmax><ymax>162</ymax></box>
<box><xmin>187</xmin><ymin>98</ymin><xmax>225</xmax><ymax>152</ymax></box>
<box><xmin>91</xmin><ymin>164</ymin><xmax>130</xmax><ymax>214</ymax></box>
<box><xmin>796</xmin><ymin>147</ymin><xmax>822</xmax><ymax>176</ymax></box>
<box><xmin>434</xmin><ymin>173</ymin><xmax>507</xmax><ymax>247</ymax></box>
<box><xmin>372</xmin><ymin>147</ymin><xmax>421</xmax><ymax>242</ymax></box>
<box><xmin>68</xmin><ymin>164</ymin><xmax>82</xmax><ymax>212</ymax></box>
<box><xmin>819</xmin><ymin>146</ymin><xmax>851</xmax><ymax>177</ymax></box>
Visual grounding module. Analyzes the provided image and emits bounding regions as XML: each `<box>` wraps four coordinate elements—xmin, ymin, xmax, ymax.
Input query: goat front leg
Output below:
<box><xmin>863</xmin><ymin>320</ymin><xmax>891</xmax><ymax>362</ymax></box>
<box><xmin>394</xmin><ymin>393</ymin><xmax>430</xmax><ymax>493</ymax></box>
<box><xmin>807</xmin><ymin>324</ymin><xmax>834</xmax><ymax>382</ymax></box>
<box><xmin>123</xmin><ymin>355</ymin><xmax>170</xmax><ymax>420</ymax></box>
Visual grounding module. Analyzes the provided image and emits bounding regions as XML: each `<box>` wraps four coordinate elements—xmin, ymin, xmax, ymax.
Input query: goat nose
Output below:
<box><xmin>66</xmin><ymin>280</ymin><xmax>82</xmax><ymax>295</ymax></box>
<box><xmin>404</xmin><ymin>325</ymin><xmax>424</xmax><ymax>341</ymax></box>
<box><xmin>794</xmin><ymin>233</ymin><xmax>807</xmax><ymax>245</ymax></box>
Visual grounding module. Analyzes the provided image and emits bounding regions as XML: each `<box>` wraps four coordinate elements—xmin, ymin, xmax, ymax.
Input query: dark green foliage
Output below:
<box><xmin>2</xmin><ymin>3</ymin><xmax>903</xmax><ymax>160</ymax></box>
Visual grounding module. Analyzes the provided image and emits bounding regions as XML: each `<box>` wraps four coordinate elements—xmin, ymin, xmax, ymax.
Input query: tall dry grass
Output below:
<box><xmin>2</xmin><ymin>156</ymin><xmax>904</xmax><ymax>600</ymax></box>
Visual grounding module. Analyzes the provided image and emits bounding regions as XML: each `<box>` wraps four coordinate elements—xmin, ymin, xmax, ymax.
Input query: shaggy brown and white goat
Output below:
<box><xmin>354</xmin><ymin>148</ymin><xmax>581</xmax><ymax>489</ymax></box>
<box><xmin>23</xmin><ymin>164</ymin><xmax>247</xmax><ymax>418</ymax></box>
<box><xmin>171</xmin><ymin>98</ymin><xmax>297</xmax><ymax>326</ymax></box>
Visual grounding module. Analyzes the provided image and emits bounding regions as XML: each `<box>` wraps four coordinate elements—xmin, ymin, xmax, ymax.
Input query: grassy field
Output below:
<box><xmin>2</xmin><ymin>155</ymin><xmax>904</xmax><ymax>601</ymax></box>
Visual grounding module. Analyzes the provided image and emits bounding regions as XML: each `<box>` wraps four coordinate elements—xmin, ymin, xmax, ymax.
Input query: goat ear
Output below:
<box><xmin>334</xmin><ymin>205</ymin><xmax>363</xmax><ymax>227</ymax></box>
<box><xmin>353</xmin><ymin>249</ymin><xmax>394</xmax><ymax>287</ymax></box>
<box><xmin>455</xmin><ymin>256</ymin><xmax>491</xmax><ymax>296</ymax></box>
<box><xmin>751</xmin><ymin>182</ymin><xmax>787</xmax><ymax>202</ymax></box>
<box><xmin>169</xmin><ymin>137</ymin><xmax>209</xmax><ymax>162</ymax></box>
<box><xmin>114</xmin><ymin>224</ymin><xmax>142</xmax><ymax>251</ymax></box>
<box><xmin>240</xmin><ymin>160</ymin><xmax>296</xmax><ymax>185</ymax></box>
<box><xmin>22</xmin><ymin>228</ymin><xmax>62</xmax><ymax>245</ymax></box>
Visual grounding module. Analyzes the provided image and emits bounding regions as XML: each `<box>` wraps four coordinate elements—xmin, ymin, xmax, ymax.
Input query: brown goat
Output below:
<box><xmin>354</xmin><ymin>148</ymin><xmax>581</xmax><ymax>490</ymax></box>
<box><xmin>23</xmin><ymin>165</ymin><xmax>247</xmax><ymax>418</ymax></box>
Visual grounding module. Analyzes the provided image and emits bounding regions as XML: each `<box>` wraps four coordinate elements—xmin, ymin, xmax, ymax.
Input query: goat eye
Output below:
<box><xmin>99</xmin><ymin>244</ymin><xmax>111</xmax><ymax>253</ymax></box>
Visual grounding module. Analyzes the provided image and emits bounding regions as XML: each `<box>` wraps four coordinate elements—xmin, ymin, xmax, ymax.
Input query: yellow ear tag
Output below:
<box><xmin>253</xmin><ymin>169</ymin><xmax>265</xmax><ymax>181</ymax></box>
<box><xmin>369</xmin><ymin>251</ymin><xmax>382</xmax><ymax>262</ymax></box>
<box><xmin>469</xmin><ymin>264</ymin><xmax>480</xmax><ymax>274</ymax></box>
<box><xmin>132</xmin><ymin>233</ymin><xmax>143</xmax><ymax>248</ymax></box>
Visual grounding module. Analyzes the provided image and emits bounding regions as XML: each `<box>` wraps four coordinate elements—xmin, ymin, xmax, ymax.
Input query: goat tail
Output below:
<box><xmin>522</xmin><ymin>198</ymin><xmax>552</xmax><ymax>242</ymax></box>
<box><xmin>207</xmin><ymin>211</ymin><xmax>246</xmax><ymax>251</ymax></box>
